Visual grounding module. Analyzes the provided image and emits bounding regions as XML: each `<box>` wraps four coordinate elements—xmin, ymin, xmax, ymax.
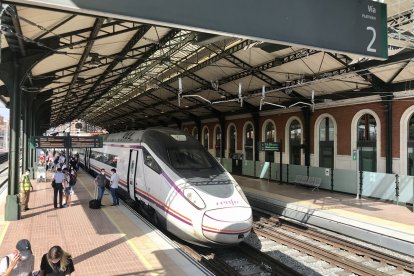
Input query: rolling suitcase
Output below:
<box><xmin>89</xmin><ymin>186</ymin><xmax>100</xmax><ymax>209</ymax></box>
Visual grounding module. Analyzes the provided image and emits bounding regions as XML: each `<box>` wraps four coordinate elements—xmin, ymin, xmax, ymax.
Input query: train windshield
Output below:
<box><xmin>167</xmin><ymin>147</ymin><xmax>215</xmax><ymax>170</ymax></box>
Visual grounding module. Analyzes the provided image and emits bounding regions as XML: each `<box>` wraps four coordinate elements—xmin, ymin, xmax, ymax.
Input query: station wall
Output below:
<box><xmin>181</xmin><ymin>95</ymin><xmax>414</xmax><ymax>176</ymax></box>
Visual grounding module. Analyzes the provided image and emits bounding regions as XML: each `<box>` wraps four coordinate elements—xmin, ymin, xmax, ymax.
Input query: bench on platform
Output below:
<box><xmin>294</xmin><ymin>175</ymin><xmax>321</xmax><ymax>191</ymax></box>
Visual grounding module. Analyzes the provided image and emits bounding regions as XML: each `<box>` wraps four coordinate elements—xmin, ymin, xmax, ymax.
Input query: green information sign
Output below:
<box><xmin>260</xmin><ymin>142</ymin><xmax>281</xmax><ymax>152</ymax></box>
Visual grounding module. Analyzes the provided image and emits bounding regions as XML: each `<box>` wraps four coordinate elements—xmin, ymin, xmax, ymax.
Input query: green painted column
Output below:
<box><xmin>26</xmin><ymin>95</ymin><xmax>34</xmax><ymax>174</ymax></box>
<box><xmin>5</xmin><ymin>56</ymin><xmax>22</xmax><ymax>221</ymax></box>
<box><xmin>219</xmin><ymin>116</ymin><xmax>226</xmax><ymax>159</ymax></box>
<box><xmin>22</xmin><ymin>93</ymin><xmax>28</xmax><ymax>173</ymax></box>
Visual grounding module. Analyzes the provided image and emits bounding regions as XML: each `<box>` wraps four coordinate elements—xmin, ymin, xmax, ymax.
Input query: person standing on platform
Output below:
<box><xmin>52</xmin><ymin>168</ymin><xmax>65</xmax><ymax>209</ymax></box>
<box><xmin>58</xmin><ymin>154</ymin><xmax>65</xmax><ymax>168</ymax></box>
<box><xmin>39</xmin><ymin>246</ymin><xmax>74</xmax><ymax>276</ymax></box>
<box><xmin>69</xmin><ymin>157</ymin><xmax>77</xmax><ymax>172</ymax></box>
<box><xmin>0</xmin><ymin>239</ymin><xmax>35</xmax><ymax>276</ymax></box>
<box><xmin>94</xmin><ymin>168</ymin><xmax>106</xmax><ymax>207</ymax></box>
<box><xmin>62</xmin><ymin>169</ymin><xmax>73</xmax><ymax>208</ymax></box>
<box><xmin>19</xmin><ymin>170</ymin><xmax>33</xmax><ymax>212</ymax></box>
<box><xmin>110</xmin><ymin>168</ymin><xmax>119</xmax><ymax>206</ymax></box>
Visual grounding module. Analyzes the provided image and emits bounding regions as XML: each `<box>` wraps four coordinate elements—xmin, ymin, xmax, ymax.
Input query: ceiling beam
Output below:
<box><xmin>59</xmin><ymin>18</ymin><xmax>104</xmax><ymax>111</ymax></box>
<box><xmin>59</xmin><ymin>24</ymin><xmax>152</xmax><ymax>124</ymax></box>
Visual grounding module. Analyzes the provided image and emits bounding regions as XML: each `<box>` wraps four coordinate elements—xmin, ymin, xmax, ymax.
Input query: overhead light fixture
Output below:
<box><xmin>89</xmin><ymin>53</ymin><xmax>102</xmax><ymax>67</ymax></box>
<box><xmin>285</xmin><ymin>73</ymin><xmax>292</xmax><ymax>83</ymax></box>
<box><xmin>211</xmin><ymin>80</ymin><xmax>219</xmax><ymax>90</ymax></box>
<box><xmin>147</xmin><ymin>82</ymin><xmax>159</xmax><ymax>90</ymax></box>
<box><xmin>77</xmin><ymin>77</ymin><xmax>86</xmax><ymax>85</ymax></box>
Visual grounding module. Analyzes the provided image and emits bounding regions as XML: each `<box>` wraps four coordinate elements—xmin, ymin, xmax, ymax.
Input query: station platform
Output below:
<box><xmin>234</xmin><ymin>175</ymin><xmax>414</xmax><ymax>256</ymax></box>
<box><xmin>0</xmin><ymin>170</ymin><xmax>212</xmax><ymax>276</ymax></box>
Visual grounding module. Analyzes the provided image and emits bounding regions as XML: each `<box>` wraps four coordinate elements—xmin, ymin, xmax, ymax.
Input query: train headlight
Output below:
<box><xmin>235</xmin><ymin>184</ymin><xmax>249</xmax><ymax>204</ymax></box>
<box><xmin>183</xmin><ymin>188</ymin><xmax>205</xmax><ymax>209</ymax></box>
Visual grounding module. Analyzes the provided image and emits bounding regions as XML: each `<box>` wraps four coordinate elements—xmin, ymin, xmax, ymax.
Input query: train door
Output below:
<box><xmin>135</xmin><ymin>149</ymin><xmax>146</xmax><ymax>196</ymax></box>
<box><xmin>127</xmin><ymin>150</ymin><xmax>138</xmax><ymax>200</ymax></box>
<box><xmin>142</xmin><ymin>148</ymin><xmax>163</xmax><ymax>202</ymax></box>
<box><xmin>85</xmin><ymin>148</ymin><xmax>91</xmax><ymax>171</ymax></box>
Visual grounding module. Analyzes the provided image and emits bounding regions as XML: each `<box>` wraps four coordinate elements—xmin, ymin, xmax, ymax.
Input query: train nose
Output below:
<box><xmin>202</xmin><ymin>207</ymin><xmax>252</xmax><ymax>244</ymax></box>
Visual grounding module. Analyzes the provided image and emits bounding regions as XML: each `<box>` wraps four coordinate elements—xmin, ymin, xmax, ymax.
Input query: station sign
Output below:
<box><xmin>33</xmin><ymin>136</ymin><xmax>67</xmax><ymax>148</ymax></box>
<box><xmin>15</xmin><ymin>0</ymin><xmax>388</xmax><ymax>59</ymax></box>
<box><xmin>69</xmin><ymin>137</ymin><xmax>103</xmax><ymax>148</ymax></box>
<box><xmin>259</xmin><ymin>142</ymin><xmax>281</xmax><ymax>152</ymax></box>
<box><xmin>33</xmin><ymin>136</ymin><xmax>103</xmax><ymax>148</ymax></box>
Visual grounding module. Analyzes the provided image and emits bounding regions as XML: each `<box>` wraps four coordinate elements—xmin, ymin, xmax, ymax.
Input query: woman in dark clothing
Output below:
<box><xmin>39</xmin><ymin>246</ymin><xmax>74</xmax><ymax>276</ymax></box>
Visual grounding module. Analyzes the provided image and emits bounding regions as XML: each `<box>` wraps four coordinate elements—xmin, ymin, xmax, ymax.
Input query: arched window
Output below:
<box><xmin>358</xmin><ymin>114</ymin><xmax>377</xmax><ymax>172</ymax></box>
<box><xmin>264</xmin><ymin>122</ymin><xmax>275</xmax><ymax>162</ymax></box>
<box><xmin>319</xmin><ymin>117</ymin><xmax>334</xmax><ymax>168</ymax></box>
<box><xmin>245</xmin><ymin>124</ymin><xmax>254</xmax><ymax>160</ymax></box>
<box><xmin>228</xmin><ymin>125</ymin><xmax>236</xmax><ymax>158</ymax></box>
<box><xmin>203</xmin><ymin>127</ymin><xmax>209</xmax><ymax>149</ymax></box>
<box><xmin>215</xmin><ymin>126</ymin><xmax>221</xmax><ymax>158</ymax></box>
<box><xmin>408</xmin><ymin>115</ymin><xmax>414</xmax><ymax>175</ymax></box>
<box><xmin>193</xmin><ymin>127</ymin><xmax>198</xmax><ymax>140</ymax></box>
<box><xmin>289</xmin><ymin>120</ymin><xmax>302</xmax><ymax>165</ymax></box>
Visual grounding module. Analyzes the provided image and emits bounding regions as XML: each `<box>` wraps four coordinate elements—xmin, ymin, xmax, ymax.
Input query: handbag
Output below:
<box><xmin>51</xmin><ymin>179</ymin><xmax>56</xmax><ymax>188</ymax></box>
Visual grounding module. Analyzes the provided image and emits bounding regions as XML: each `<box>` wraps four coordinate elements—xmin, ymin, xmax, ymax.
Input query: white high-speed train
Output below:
<box><xmin>79</xmin><ymin>128</ymin><xmax>252</xmax><ymax>246</ymax></box>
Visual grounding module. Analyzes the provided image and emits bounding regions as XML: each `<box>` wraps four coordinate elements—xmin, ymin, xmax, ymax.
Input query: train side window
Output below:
<box><xmin>144</xmin><ymin>149</ymin><xmax>162</xmax><ymax>174</ymax></box>
<box><xmin>130</xmin><ymin>160</ymin><xmax>135</xmax><ymax>176</ymax></box>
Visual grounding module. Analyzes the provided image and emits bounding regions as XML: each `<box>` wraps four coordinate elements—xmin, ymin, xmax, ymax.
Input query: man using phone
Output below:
<box><xmin>0</xmin><ymin>239</ymin><xmax>34</xmax><ymax>276</ymax></box>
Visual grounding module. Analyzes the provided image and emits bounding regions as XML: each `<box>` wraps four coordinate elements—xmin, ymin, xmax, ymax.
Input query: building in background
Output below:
<box><xmin>0</xmin><ymin>115</ymin><xmax>9</xmax><ymax>150</ymax></box>
<box><xmin>46</xmin><ymin>120</ymin><xmax>107</xmax><ymax>136</ymax></box>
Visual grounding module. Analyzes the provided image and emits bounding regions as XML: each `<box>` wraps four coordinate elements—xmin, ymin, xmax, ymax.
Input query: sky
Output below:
<box><xmin>0</xmin><ymin>101</ymin><xmax>9</xmax><ymax>120</ymax></box>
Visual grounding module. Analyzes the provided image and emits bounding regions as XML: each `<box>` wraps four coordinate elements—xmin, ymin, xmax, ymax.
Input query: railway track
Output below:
<box><xmin>176</xmin><ymin>239</ymin><xmax>300</xmax><ymax>276</ymax></box>
<box><xmin>251</xmin><ymin>210</ymin><xmax>414</xmax><ymax>276</ymax></box>
<box><xmin>118</xmin><ymin>190</ymin><xmax>413</xmax><ymax>276</ymax></box>
<box><xmin>121</xmin><ymin>195</ymin><xmax>299</xmax><ymax>275</ymax></box>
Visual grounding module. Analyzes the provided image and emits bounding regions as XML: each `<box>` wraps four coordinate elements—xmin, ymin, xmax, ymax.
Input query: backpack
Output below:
<box><xmin>69</xmin><ymin>174</ymin><xmax>76</xmax><ymax>186</ymax></box>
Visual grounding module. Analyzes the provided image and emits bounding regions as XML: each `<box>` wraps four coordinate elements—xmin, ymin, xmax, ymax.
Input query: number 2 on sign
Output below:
<box><xmin>366</xmin><ymin>26</ymin><xmax>376</xmax><ymax>53</ymax></box>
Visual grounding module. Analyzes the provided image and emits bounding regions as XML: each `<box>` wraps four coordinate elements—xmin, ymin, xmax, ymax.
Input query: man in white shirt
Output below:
<box><xmin>52</xmin><ymin>168</ymin><xmax>65</xmax><ymax>208</ymax></box>
<box><xmin>0</xmin><ymin>239</ymin><xmax>34</xmax><ymax>276</ymax></box>
<box><xmin>110</xmin><ymin>168</ymin><xmax>120</xmax><ymax>206</ymax></box>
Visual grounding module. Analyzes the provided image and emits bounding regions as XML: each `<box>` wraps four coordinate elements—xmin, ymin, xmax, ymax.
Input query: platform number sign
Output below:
<box><xmin>18</xmin><ymin>0</ymin><xmax>388</xmax><ymax>60</ymax></box>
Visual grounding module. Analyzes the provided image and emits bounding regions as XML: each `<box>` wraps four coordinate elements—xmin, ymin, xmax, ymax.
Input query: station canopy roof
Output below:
<box><xmin>1</xmin><ymin>0</ymin><xmax>414</xmax><ymax>132</ymax></box>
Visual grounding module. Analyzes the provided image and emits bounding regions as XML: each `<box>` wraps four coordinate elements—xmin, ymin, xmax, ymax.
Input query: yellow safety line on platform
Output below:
<box><xmin>78</xmin><ymin>175</ymin><xmax>157</xmax><ymax>275</ymax></box>
<box><xmin>0</xmin><ymin>221</ymin><xmax>10</xmax><ymax>246</ymax></box>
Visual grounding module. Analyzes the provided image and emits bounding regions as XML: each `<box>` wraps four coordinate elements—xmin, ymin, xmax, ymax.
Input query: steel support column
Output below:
<box><xmin>384</xmin><ymin>94</ymin><xmax>393</xmax><ymax>173</ymax></box>
<box><xmin>303</xmin><ymin>107</ymin><xmax>311</xmax><ymax>166</ymax></box>
<box><xmin>220</xmin><ymin>116</ymin><xmax>226</xmax><ymax>159</ymax></box>
<box><xmin>28</xmin><ymin>95</ymin><xmax>34</xmax><ymax>172</ymax></box>
<box><xmin>22</xmin><ymin>92</ymin><xmax>28</xmax><ymax>173</ymax></box>
<box><xmin>195</xmin><ymin>120</ymin><xmax>201</xmax><ymax>142</ymax></box>
<box><xmin>26</xmin><ymin>94</ymin><xmax>34</xmax><ymax>175</ymax></box>
<box><xmin>253</xmin><ymin>113</ymin><xmax>260</xmax><ymax>162</ymax></box>
<box><xmin>5</xmin><ymin>55</ymin><xmax>22</xmax><ymax>220</ymax></box>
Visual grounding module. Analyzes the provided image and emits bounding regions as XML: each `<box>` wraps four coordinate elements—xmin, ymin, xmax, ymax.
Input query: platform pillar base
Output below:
<box><xmin>5</xmin><ymin>195</ymin><xmax>20</xmax><ymax>221</ymax></box>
